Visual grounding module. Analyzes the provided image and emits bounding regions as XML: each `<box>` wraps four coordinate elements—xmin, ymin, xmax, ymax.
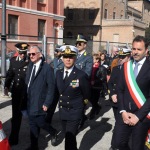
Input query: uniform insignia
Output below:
<box><xmin>21</xmin><ymin>44</ymin><xmax>27</xmax><ymax>49</ymax></box>
<box><xmin>119</xmin><ymin>49</ymin><xmax>124</xmax><ymax>55</ymax></box>
<box><xmin>84</xmin><ymin>52</ymin><xmax>87</xmax><ymax>56</ymax></box>
<box><xmin>65</xmin><ymin>46</ymin><xmax>71</xmax><ymax>54</ymax></box>
<box><xmin>70</xmin><ymin>79</ymin><xmax>79</xmax><ymax>88</ymax></box>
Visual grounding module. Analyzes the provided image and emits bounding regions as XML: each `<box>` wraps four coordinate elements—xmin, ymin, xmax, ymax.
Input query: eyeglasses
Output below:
<box><xmin>19</xmin><ymin>52</ymin><xmax>27</xmax><ymax>55</ymax></box>
<box><xmin>28</xmin><ymin>52</ymin><xmax>39</xmax><ymax>57</ymax></box>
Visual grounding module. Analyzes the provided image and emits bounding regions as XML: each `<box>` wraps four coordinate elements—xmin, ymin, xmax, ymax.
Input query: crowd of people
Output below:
<box><xmin>3</xmin><ymin>34</ymin><xmax>150</xmax><ymax>150</ymax></box>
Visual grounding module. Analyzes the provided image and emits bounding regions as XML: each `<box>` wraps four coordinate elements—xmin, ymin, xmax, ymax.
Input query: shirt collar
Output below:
<box><xmin>78</xmin><ymin>50</ymin><xmax>86</xmax><ymax>56</ymax></box>
<box><xmin>134</xmin><ymin>57</ymin><xmax>146</xmax><ymax>65</ymax></box>
<box><xmin>64</xmin><ymin>65</ymin><xmax>74</xmax><ymax>76</ymax></box>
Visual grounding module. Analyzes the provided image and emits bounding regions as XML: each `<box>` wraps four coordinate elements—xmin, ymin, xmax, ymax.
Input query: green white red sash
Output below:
<box><xmin>124</xmin><ymin>61</ymin><xmax>150</xmax><ymax>119</ymax></box>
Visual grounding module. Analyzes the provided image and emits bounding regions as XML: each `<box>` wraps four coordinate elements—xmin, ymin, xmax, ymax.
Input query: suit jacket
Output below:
<box><xmin>26</xmin><ymin>59</ymin><xmax>55</xmax><ymax>116</ymax></box>
<box><xmin>5</xmin><ymin>56</ymin><xmax>28</xmax><ymax>91</ymax></box>
<box><xmin>118</xmin><ymin>58</ymin><xmax>150</xmax><ymax>121</ymax></box>
<box><xmin>108</xmin><ymin>65</ymin><xmax>121</xmax><ymax>107</ymax></box>
<box><xmin>75</xmin><ymin>51</ymin><xmax>93</xmax><ymax>78</ymax></box>
<box><xmin>56</xmin><ymin>66</ymin><xmax>91</xmax><ymax>120</ymax></box>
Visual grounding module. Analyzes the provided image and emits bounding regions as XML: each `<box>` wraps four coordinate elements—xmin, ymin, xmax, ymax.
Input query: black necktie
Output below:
<box><xmin>64</xmin><ymin>71</ymin><xmax>68</xmax><ymax>82</ymax></box>
<box><xmin>30</xmin><ymin>65</ymin><xmax>36</xmax><ymax>86</ymax></box>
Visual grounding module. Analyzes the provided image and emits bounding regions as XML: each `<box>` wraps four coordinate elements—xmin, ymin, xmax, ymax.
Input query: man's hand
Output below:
<box><xmin>4</xmin><ymin>87</ymin><xmax>9</xmax><ymax>96</ymax></box>
<box><xmin>43</xmin><ymin>105</ymin><xmax>48</xmax><ymax>111</ymax></box>
<box><xmin>128</xmin><ymin>113</ymin><xmax>139</xmax><ymax>126</ymax></box>
<box><xmin>111</xmin><ymin>94</ymin><xmax>117</xmax><ymax>103</ymax></box>
<box><xmin>121</xmin><ymin>111</ymin><xmax>131</xmax><ymax>124</ymax></box>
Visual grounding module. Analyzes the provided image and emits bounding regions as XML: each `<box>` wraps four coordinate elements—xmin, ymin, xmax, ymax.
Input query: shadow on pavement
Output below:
<box><xmin>0</xmin><ymin>99</ymin><xmax>11</xmax><ymax>109</ymax></box>
<box><xmin>79</xmin><ymin>118</ymin><xmax>112</xmax><ymax>150</ymax></box>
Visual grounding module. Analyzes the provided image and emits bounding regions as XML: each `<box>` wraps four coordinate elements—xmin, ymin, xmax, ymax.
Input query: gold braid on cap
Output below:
<box><xmin>64</xmin><ymin>46</ymin><xmax>71</xmax><ymax>54</ymax></box>
<box><xmin>21</xmin><ymin>44</ymin><xmax>27</xmax><ymax>49</ymax></box>
<box><xmin>119</xmin><ymin>49</ymin><xmax>124</xmax><ymax>55</ymax></box>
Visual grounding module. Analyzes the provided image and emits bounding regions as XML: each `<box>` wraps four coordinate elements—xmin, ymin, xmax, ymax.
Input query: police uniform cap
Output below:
<box><xmin>15</xmin><ymin>42</ymin><xmax>29</xmax><ymax>52</ymax></box>
<box><xmin>118</xmin><ymin>48</ymin><xmax>131</xmax><ymax>56</ymax></box>
<box><xmin>76</xmin><ymin>34</ymin><xmax>87</xmax><ymax>43</ymax></box>
<box><xmin>60</xmin><ymin>45</ymin><xmax>78</xmax><ymax>56</ymax></box>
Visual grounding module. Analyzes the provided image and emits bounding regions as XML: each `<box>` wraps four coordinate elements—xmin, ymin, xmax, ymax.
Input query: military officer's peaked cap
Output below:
<box><xmin>118</xmin><ymin>48</ymin><xmax>131</xmax><ymax>56</ymax></box>
<box><xmin>15</xmin><ymin>42</ymin><xmax>29</xmax><ymax>52</ymax></box>
<box><xmin>76</xmin><ymin>34</ymin><xmax>87</xmax><ymax>43</ymax></box>
<box><xmin>55</xmin><ymin>45</ymin><xmax>62</xmax><ymax>52</ymax></box>
<box><xmin>60</xmin><ymin>45</ymin><xmax>78</xmax><ymax>56</ymax></box>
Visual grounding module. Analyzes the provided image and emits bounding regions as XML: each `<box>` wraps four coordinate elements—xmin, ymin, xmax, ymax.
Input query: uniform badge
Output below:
<box><xmin>70</xmin><ymin>79</ymin><xmax>79</xmax><ymax>88</ymax></box>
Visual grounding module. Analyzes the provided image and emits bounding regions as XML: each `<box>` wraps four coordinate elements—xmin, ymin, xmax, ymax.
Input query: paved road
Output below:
<box><xmin>0</xmin><ymin>90</ymin><xmax>115</xmax><ymax>150</ymax></box>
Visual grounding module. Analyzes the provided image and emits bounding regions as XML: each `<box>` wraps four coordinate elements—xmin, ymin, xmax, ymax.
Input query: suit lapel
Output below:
<box><xmin>136</xmin><ymin>59</ymin><xmax>150</xmax><ymax>82</ymax></box>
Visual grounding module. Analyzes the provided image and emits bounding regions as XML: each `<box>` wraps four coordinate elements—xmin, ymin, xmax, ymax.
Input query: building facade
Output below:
<box><xmin>0</xmin><ymin>0</ymin><xmax>65</xmax><ymax>53</ymax></box>
<box><xmin>64</xmin><ymin>0</ymin><xmax>150</xmax><ymax>52</ymax></box>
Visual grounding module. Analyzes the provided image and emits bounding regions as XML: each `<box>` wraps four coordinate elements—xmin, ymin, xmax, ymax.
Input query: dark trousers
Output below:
<box><xmin>113</xmin><ymin>114</ymin><xmax>150</xmax><ymax>150</ymax></box>
<box><xmin>62</xmin><ymin>119</ymin><xmax>81</xmax><ymax>150</ymax></box>
<box><xmin>90</xmin><ymin>88</ymin><xmax>100</xmax><ymax>108</ymax></box>
<box><xmin>29</xmin><ymin>115</ymin><xmax>56</xmax><ymax>149</ymax></box>
<box><xmin>9</xmin><ymin>96</ymin><xmax>22</xmax><ymax>141</ymax></box>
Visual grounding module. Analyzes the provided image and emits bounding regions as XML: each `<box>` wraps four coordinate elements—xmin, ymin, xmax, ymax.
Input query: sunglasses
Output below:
<box><xmin>119</xmin><ymin>55</ymin><xmax>126</xmax><ymax>59</ymax></box>
<box><xmin>28</xmin><ymin>52</ymin><xmax>39</xmax><ymax>57</ymax></box>
<box><xmin>63</xmin><ymin>55</ymin><xmax>75</xmax><ymax>59</ymax></box>
<box><xmin>76</xmin><ymin>42</ymin><xmax>83</xmax><ymax>46</ymax></box>
<box><xmin>19</xmin><ymin>52</ymin><xmax>27</xmax><ymax>55</ymax></box>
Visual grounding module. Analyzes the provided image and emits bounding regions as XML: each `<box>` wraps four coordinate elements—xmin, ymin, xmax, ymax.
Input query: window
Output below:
<box><xmin>37</xmin><ymin>0</ymin><xmax>45</xmax><ymax>3</ymax></box>
<box><xmin>89</xmin><ymin>9</ymin><xmax>95</xmax><ymax>20</ymax></box>
<box><xmin>38</xmin><ymin>19</ymin><xmax>45</xmax><ymax>40</ymax></box>
<box><xmin>113</xmin><ymin>12</ymin><xmax>116</xmax><ymax>19</ymax></box>
<box><xmin>67</xmin><ymin>9</ymin><xmax>74</xmax><ymax>21</ymax></box>
<box><xmin>104</xmin><ymin>9</ymin><xmax>107</xmax><ymax>19</ymax></box>
<box><xmin>67</xmin><ymin>32</ymin><xmax>73</xmax><ymax>38</ymax></box>
<box><xmin>8</xmin><ymin>15</ymin><xmax>18</xmax><ymax>39</ymax></box>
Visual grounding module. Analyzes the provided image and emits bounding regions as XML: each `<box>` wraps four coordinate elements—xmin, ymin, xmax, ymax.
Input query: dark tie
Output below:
<box><xmin>64</xmin><ymin>71</ymin><xmax>69</xmax><ymax>82</ymax></box>
<box><xmin>134</xmin><ymin>62</ymin><xmax>139</xmax><ymax>78</ymax></box>
<box><xmin>29</xmin><ymin>65</ymin><xmax>36</xmax><ymax>86</ymax></box>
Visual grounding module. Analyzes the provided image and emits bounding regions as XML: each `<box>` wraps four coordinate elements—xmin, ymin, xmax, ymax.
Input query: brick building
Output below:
<box><xmin>0</xmin><ymin>0</ymin><xmax>65</xmax><ymax>52</ymax></box>
<box><xmin>64</xmin><ymin>0</ymin><xmax>150</xmax><ymax>52</ymax></box>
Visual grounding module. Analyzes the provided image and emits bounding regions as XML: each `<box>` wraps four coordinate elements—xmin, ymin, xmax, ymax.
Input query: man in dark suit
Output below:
<box><xmin>4</xmin><ymin>42</ymin><xmax>29</xmax><ymax>146</ymax></box>
<box><xmin>108</xmin><ymin>48</ymin><xmax>131</xmax><ymax>150</ymax></box>
<box><xmin>46</xmin><ymin>45</ymin><xmax>64</xmax><ymax>123</ymax></box>
<box><xmin>113</xmin><ymin>35</ymin><xmax>150</xmax><ymax>150</ymax></box>
<box><xmin>25</xmin><ymin>45</ymin><xmax>57</xmax><ymax>150</ymax></box>
<box><xmin>55</xmin><ymin>45</ymin><xmax>91</xmax><ymax>150</ymax></box>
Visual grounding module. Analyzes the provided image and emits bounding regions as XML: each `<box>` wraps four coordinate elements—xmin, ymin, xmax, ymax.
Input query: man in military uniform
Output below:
<box><xmin>50</xmin><ymin>45</ymin><xmax>64</xmax><ymax>75</ymax></box>
<box><xmin>4</xmin><ymin>42</ymin><xmax>29</xmax><ymax>146</ymax></box>
<box><xmin>56</xmin><ymin>45</ymin><xmax>91</xmax><ymax>150</ymax></box>
<box><xmin>75</xmin><ymin>34</ymin><xmax>93</xmax><ymax>78</ymax></box>
<box><xmin>46</xmin><ymin>45</ymin><xmax>64</xmax><ymax>124</ymax></box>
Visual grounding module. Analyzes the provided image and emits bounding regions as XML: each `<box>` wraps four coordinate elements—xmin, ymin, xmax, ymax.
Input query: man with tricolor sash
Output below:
<box><xmin>113</xmin><ymin>35</ymin><xmax>150</xmax><ymax>150</ymax></box>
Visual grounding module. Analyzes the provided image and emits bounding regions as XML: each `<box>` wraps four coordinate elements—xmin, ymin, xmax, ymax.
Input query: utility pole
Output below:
<box><xmin>124</xmin><ymin>0</ymin><xmax>128</xmax><ymax>19</ymax></box>
<box><xmin>1</xmin><ymin>0</ymin><xmax>6</xmax><ymax>77</ymax></box>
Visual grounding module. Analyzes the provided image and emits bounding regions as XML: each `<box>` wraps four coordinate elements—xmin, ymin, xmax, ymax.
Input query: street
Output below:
<box><xmin>0</xmin><ymin>90</ymin><xmax>114</xmax><ymax>150</ymax></box>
